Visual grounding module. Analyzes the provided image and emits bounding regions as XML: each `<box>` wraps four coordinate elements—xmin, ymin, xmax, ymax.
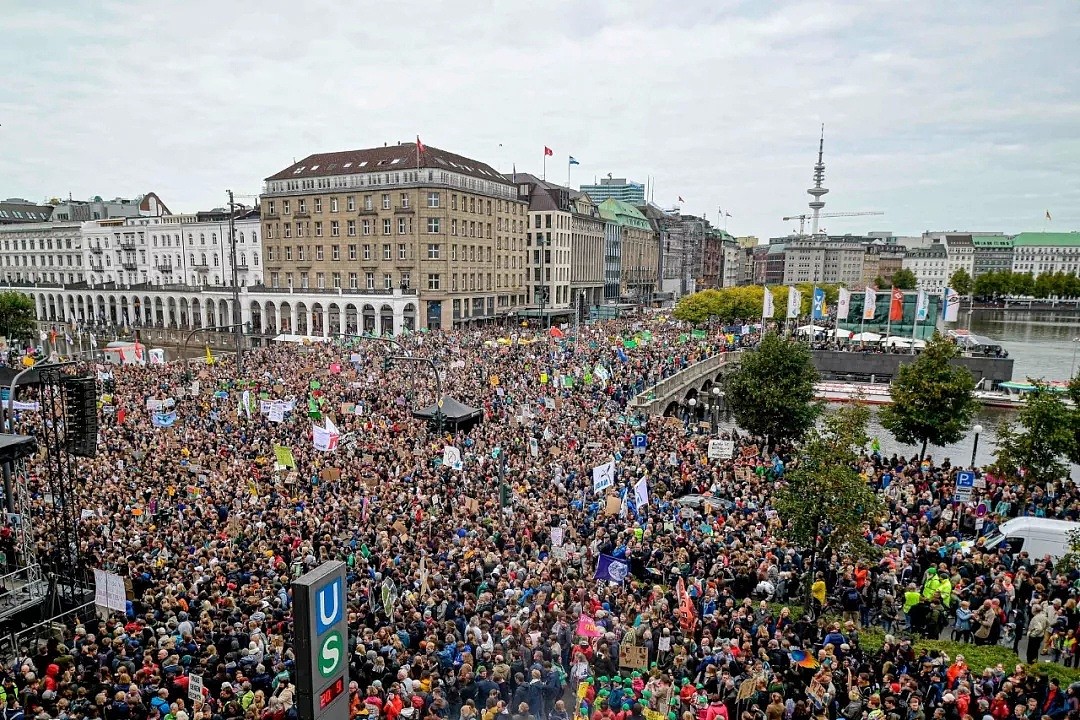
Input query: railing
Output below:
<box><xmin>628</xmin><ymin>351</ymin><xmax>739</xmax><ymax>415</ymax></box>
<box><xmin>89</xmin><ymin>246</ymin><xmax>103</xmax><ymax>254</ymax></box>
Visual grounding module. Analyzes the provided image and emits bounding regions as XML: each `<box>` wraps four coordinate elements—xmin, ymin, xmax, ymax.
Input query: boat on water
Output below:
<box><xmin>974</xmin><ymin>380</ymin><xmax>1074</xmax><ymax>409</ymax></box>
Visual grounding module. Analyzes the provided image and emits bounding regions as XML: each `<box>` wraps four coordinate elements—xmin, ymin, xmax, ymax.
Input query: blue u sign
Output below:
<box><xmin>315</xmin><ymin>576</ymin><xmax>343</xmax><ymax>636</ymax></box>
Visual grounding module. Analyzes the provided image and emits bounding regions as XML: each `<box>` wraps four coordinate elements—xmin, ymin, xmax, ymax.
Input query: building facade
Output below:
<box><xmin>1011</xmin><ymin>232</ymin><xmax>1080</xmax><ymax>277</ymax></box>
<box><xmin>261</xmin><ymin>143</ymin><xmax>528</xmax><ymax>331</ymax></box>
<box><xmin>781</xmin><ymin>235</ymin><xmax>865</xmax><ymax>286</ymax></box>
<box><xmin>510</xmin><ymin>174</ymin><xmax>573</xmax><ymax>316</ymax></box>
<box><xmin>50</xmin><ymin>193</ymin><xmax>170</xmax><ymax>222</ymax></box>
<box><xmin>972</xmin><ymin>234</ymin><xmax>1013</xmax><ymax>278</ymax></box>
<box><xmin>944</xmin><ymin>234</ymin><xmax>975</xmax><ymax>281</ymax></box>
<box><xmin>597</xmin><ymin>198</ymin><xmax>657</xmax><ymax>302</ymax></box>
<box><xmin>902</xmin><ymin>242</ymin><xmax>948</xmax><ymax>292</ymax></box>
<box><xmin>0</xmin><ymin>221</ymin><xmax>84</xmax><ymax>286</ymax></box>
<box><xmin>579</xmin><ymin>177</ymin><xmax>645</xmax><ymax>204</ymax></box>
<box><xmin>569</xmin><ymin>192</ymin><xmax>605</xmax><ymax>311</ymax></box>
<box><xmin>0</xmin><ymin>198</ymin><xmax>52</xmax><ymax>225</ymax></box>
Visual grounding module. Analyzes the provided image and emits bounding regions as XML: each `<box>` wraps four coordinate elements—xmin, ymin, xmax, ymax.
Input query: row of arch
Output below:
<box><xmin>661</xmin><ymin>373</ymin><xmax>731</xmax><ymax>419</ymax></box>
<box><xmin>28</xmin><ymin>292</ymin><xmax>418</xmax><ymax>336</ymax></box>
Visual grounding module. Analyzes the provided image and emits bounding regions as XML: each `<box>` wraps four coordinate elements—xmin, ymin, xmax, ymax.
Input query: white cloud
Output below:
<box><xmin>0</xmin><ymin>0</ymin><xmax>1076</xmax><ymax>236</ymax></box>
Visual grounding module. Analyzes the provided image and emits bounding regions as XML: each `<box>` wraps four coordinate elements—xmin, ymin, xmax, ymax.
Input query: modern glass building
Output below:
<box><xmin>838</xmin><ymin>290</ymin><xmax>943</xmax><ymax>340</ymax></box>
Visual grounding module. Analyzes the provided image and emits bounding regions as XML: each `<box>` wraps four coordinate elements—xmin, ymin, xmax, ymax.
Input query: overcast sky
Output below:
<box><xmin>2</xmin><ymin>1</ymin><xmax>1077</xmax><ymax>240</ymax></box>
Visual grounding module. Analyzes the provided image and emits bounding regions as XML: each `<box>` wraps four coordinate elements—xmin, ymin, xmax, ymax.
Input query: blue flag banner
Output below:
<box><xmin>594</xmin><ymin>553</ymin><xmax>630</xmax><ymax>584</ymax></box>
<box><xmin>812</xmin><ymin>287</ymin><xmax>826</xmax><ymax>321</ymax></box>
<box><xmin>152</xmin><ymin>411</ymin><xmax>177</xmax><ymax>428</ymax></box>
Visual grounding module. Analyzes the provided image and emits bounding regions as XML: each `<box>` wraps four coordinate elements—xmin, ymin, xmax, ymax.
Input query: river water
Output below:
<box><xmin>859</xmin><ymin>308</ymin><xmax>1080</xmax><ymax>480</ymax></box>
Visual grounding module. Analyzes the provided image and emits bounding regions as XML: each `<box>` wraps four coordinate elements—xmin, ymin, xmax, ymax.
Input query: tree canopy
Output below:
<box><xmin>991</xmin><ymin>382</ymin><xmax>1075</xmax><ymax>486</ymax></box>
<box><xmin>0</xmin><ymin>291</ymin><xmax>36</xmax><ymax>340</ymax></box>
<box><xmin>879</xmin><ymin>332</ymin><xmax>978</xmax><ymax>460</ymax></box>
<box><xmin>949</xmin><ymin>268</ymin><xmax>973</xmax><ymax>296</ymax></box>
<box><xmin>891</xmin><ymin>268</ymin><xmax>917</xmax><ymax>290</ymax></box>
<box><xmin>722</xmin><ymin>332</ymin><xmax>822</xmax><ymax>447</ymax></box>
<box><xmin>673</xmin><ymin>285</ymin><xmax>844</xmax><ymax>325</ymax></box>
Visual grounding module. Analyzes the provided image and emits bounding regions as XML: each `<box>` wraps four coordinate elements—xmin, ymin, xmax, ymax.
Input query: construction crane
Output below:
<box><xmin>782</xmin><ymin>210</ymin><xmax>883</xmax><ymax>235</ymax></box>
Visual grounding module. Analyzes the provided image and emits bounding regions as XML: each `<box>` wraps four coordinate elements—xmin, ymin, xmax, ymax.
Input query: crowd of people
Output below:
<box><xmin>0</xmin><ymin>316</ymin><xmax>1077</xmax><ymax>720</ymax></box>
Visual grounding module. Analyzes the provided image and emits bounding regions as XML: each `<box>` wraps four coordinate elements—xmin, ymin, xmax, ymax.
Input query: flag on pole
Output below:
<box><xmin>915</xmin><ymin>290</ymin><xmax>930</xmax><ymax>321</ymax></box>
<box><xmin>633</xmin><ymin>476</ymin><xmax>649</xmax><ymax>509</ymax></box>
<box><xmin>543</xmin><ymin>146</ymin><xmax>553</xmax><ymax>157</ymax></box>
<box><xmin>837</xmin><ymin>287</ymin><xmax>851</xmax><ymax>320</ymax></box>
<box><xmin>762</xmin><ymin>287</ymin><xmax>774</xmax><ymax>319</ymax></box>
<box><xmin>205</xmin><ymin>346</ymin><xmax>215</xmax><ymax>365</ymax></box>
<box><xmin>312</xmin><ymin>417</ymin><xmax>340</xmax><ymax>452</ymax></box>
<box><xmin>942</xmin><ymin>287</ymin><xmax>960</xmax><ymax>322</ymax></box>
<box><xmin>889</xmin><ymin>287</ymin><xmax>905</xmax><ymax>322</ymax></box>
<box><xmin>568</xmin><ymin>156</ymin><xmax>580</xmax><ymax>165</ymax></box>
<box><xmin>862</xmin><ymin>287</ymin><xmax>877</xmax><ymax>320</ymax></box>
<box><xmin>786</xmin><ymin>286</ymin><xmax>800</xmax><ymax>319</ymax></box>
<box><xmin>1046</xmin><ymin>210</ymin><xmax>1052</xmax><ymax>221</ymax></box>
<box><xmin>811</xmin><ymin>287</ymin><xmax>826</xmax><ymax>321</ymax></box>
<box><xmin>678</xmin><ymin>196</ymin><xmax>684</xmax><ymax>202</ymax></box>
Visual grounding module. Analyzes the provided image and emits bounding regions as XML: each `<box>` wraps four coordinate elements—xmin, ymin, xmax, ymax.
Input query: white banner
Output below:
<box><xmin>837</xmin><ymin>287</ymin><xmax>851</xmax><ymax>321</ymax></box>
<box><xmin>592</xmin><ymin>459</ymin><xmax>616</xmax><ymax>494</ymax></box>
<box><xmin>708</xmin><ymin>439</ymin><xmax>735</xmax><ymax>459</ymax></box>
<box><xmin>786</xmin><ymin>286</ymin><xmax>801</xmax><ymax>319</ymax></box>
<box><xmin>863</xmin><ymin>286</ymin><xmax>877</xmax><ymax>320</ymax></box>
<box><xmin>762</xmin><ymin>287</ymin><xmax>774</xmax><ymax>319</ymax></box>
<box><xmin>312</xmin><ymin>418</ymin><xmax>339</xmax><ymax>452</ymax></box>
<box><xmin>93</xmin><ymin>568</ymin><xmax>127</xmax><ymax>612</ymax></box>
<box><xmin>634</xmin><ymin>476</ymin><xmax>649</xmax><ymax>508</ymax></box>
<box><xmin>442</xmin><ymin>445</ymin><xmax>463</xmax><ymax>470</ymax></box>
<box><xmin>942</xmin><ymin>287</ymin><xmax>960</xmax><ymax>322</ymax></box>
<box><xmin>269</xmin><ymin>402</ymin><xmax>285</xmax><ymax>423</ymax></box>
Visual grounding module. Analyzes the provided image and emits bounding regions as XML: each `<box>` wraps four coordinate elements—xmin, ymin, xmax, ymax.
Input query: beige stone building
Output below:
<box><xmin>261</xmin><ymin>142</ymin><xmax>528</xmax><ymax>331</ymax></box>
<box><xmin>569</xmin><ymin>192</ymin><xmax>605</xmax><ymax>311</ymax></box>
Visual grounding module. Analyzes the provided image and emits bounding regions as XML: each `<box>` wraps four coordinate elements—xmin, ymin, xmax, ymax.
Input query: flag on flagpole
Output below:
<box><xmin>724</xmin><ymin>212</ymin><xmax>732</xmax><ymax>218</ymax></box>
<box><xmin>915</xmin><ymin>290</ymin><xmax>929</xmax><ymax>321</ymax></box>
<box><xmin>313</xmin><ymin>417</ymin><xmax>340</xmax><ymax>452</ymax></box>
<box><xmin>862</xmin><ymin>287</ymin><xmax>877</xmax><ymax>320</ymax></box>
<box><xmin>543</xmin><ymin>146</ymin><xmax>553</xmax><ymax>157</ymax></box>
<box><xmin>889</xmin><ymin>287</ymin><xmax>905</xmax><ymax>322</ymax></box>
<box><xmin>678</xmin><ymin>196</ymin><xmax>684</xmax><ymax>203</ymax></box>
<box><xmin>633</xmin><ymin>476</ymin><xmax>649</xmax><ymax>508</ymax></box>
<box><xmin>942</xmin><ymin>287</ymin><xmax>960</xmax><ymax>322</ymax></box>
<box><xmin>786</xmin><ymin>286</ymin><xmax>800</xmax><ymax>319</ymax></box>
<box><xmin>568</xmin><ymin>156</ymin><xmax>580</xmax><ymax>165</ymax></box>
<box><xmin>837</xmin><ymin>287</ymin><xmax>851</xmax><ymax>320</ymax></box>
<box><xmin>812</xmin><ymin>287</ymin><xmax>826</xmax><ymax>320</ymax></box>
<box><xmin>205</xmin><ymin>346</ymin><xmax>215</xmax><ymax>365</ymax></box>
<box><xmin>762</xmin><ymin>286</ymin><xmax>775</xmax><ymax>319</ymax></box>
<box><xmin>1046</xmin><ymin>210</ymin><xmax>1052</xmax><ymax>221</ymax></box>
<box><xmin>416</xmin><ymin>136</ymin><xmax>424</xmax><ymax>168</ymax></box>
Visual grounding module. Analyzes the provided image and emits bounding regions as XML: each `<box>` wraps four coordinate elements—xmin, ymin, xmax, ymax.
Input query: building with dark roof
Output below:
<box><xmin>505</xmin><ymin>173</ymin><xmax>574</xmax><ymax>319</ymax></box>
<box><xmin>261</xmin><ymin>142</ymin><xmax>528</xmax><ymax>331</ymax></box>
<box><xmin>0</xmin><ymin>198</ymin><xmax>53</xmax><ymax>224</ymax></box>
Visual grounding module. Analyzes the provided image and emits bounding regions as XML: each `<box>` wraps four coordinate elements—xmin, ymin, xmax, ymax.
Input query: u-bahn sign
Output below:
<box><xmin>293</xmin><ymin>561</ymin><xmax>349</xmax><ymax>720</ymax></box>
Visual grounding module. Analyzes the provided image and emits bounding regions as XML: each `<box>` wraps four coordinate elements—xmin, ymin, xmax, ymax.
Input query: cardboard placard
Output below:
<box><xmin>320</xmin><ymin>468</ymin><xmax>341</xmax><ymax>482</ymax></box>
<box><xmin>604</xmin><ymin>496</ymin><xmax>622</xmax><ymax>516</ymax></box>
<box><xmin>392</xmin><ymin>520</ymin><xmax>408</xmax><ymax>536</ymax></box>
<box><xmin>464</xmin><ymin>498</ymin><xmax>479</xmax><ymax>513</ymax></box>
<box><xmin>618</xmin><ymin>645</ymin><xmax>648</xmax><ymax>669</ymax></box>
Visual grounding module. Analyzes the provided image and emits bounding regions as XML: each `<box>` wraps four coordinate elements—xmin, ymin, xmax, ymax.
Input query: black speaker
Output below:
<box><xmin>62</xmin><ymin>377</ymin><xmax>98</xmax><ymax>458</ymax></box>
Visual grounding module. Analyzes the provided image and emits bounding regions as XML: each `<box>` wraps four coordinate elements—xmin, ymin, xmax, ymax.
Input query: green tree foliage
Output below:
<box><xmin>673</xmin><ymin>285</ymin><xmax>843</xmax><ymax>325</ymax></box>
<box><xmin>722</xmin><ymin>332</ymin><xmax>822</xmax><ymax>447</ymax></box>
<box><xmin>774</xmin><ymin>403</ymin><xmax>885</xmax><ymax>604</ymax></box>
<box><xmin>879</xmin><ymin>332</ymin><xmax>978</xmax><ymax>460</ymax></box>
<box><xmin>991</xmin><ymin>382</ymin><xmax>1075</xmax><ymax>485</ymax></box>
<box><xmin>949</xmin><ymin>268</ymin><xmax>973</xmax><ymax>296</ymax></box>
<box><xmin>0</xmin><ymin>291</ymin><xmax>36</xmax><ymax>340</ymax></box>
<box><xmin>973</xmin><ymin>270</ymin><xmax>1040</xmax><ymax>298</ymax></box>
<box><xmin>891</xmin><ymin>268</ymin><xmax>917</xmax><ymax>290</ymax></box>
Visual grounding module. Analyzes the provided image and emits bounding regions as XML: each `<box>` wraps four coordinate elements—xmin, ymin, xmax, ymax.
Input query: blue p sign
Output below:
<box><xmin>315</xmin><ymin>576</ymin><xmax>343</xmax><ymax>636</ymax></box>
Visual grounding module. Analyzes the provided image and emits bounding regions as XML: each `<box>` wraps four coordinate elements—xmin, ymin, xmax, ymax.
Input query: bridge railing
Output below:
<box><xmin>629</xmin><ymin>351</ymin><xmax>740</xmax><ymax>416</ymax></box>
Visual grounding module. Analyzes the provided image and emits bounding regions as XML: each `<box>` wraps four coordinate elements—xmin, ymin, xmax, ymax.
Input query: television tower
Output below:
<box><xmin>807</xmin><ymin>124</ymin><xmax>828</xmax><ymax>235</ymax></box>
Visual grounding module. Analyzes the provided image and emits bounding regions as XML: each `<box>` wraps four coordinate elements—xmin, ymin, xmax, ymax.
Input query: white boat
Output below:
<box><xmin>974</xmin><ymin>381</ymin><xmax>1074</xmax><ymax>409</ymax></box>
<box><xmin>815</xmin><ymin>382</ymin><xmax>893</xmax><ymax>405</ymax></box>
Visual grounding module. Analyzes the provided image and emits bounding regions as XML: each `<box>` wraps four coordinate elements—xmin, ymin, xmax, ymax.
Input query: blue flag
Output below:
<box><xmin>569</xmin><ymin>156</ymin><xmax>580</xmax><ymax>165</ymax></box>
<box><xmin>594</xmin><ymin>554</ymin><xmax>630</xmax><ymax>584</ymax></box>
<box><xmin>152</xmin><ymin>411</ymin><xmax>177</xmax><ymax>428</ymax></box>
<box><xmin>616</xmin><ymin>348</ymin><xmax>629</xmax><ymax>363</ymax></box>
<box><xmin>812</xmin><ymin>287</ymin><xmax>826</xmax><ymax>321</ymax></box>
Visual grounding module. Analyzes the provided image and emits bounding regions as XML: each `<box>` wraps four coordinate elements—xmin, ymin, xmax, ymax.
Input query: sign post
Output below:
<box><xmin>293</xmin><ymin>561</ymin><xmax>349</xmax><ymax>720</ymax></box>
<box><xmin>632</xmin><ymin>434</ymin><xmax>648</xmax><ymax>455</ymax></box>
<box><xmin>954</xmin><ymin>471</ymin><xmax>975</xmax><ymax>503</ymax></box>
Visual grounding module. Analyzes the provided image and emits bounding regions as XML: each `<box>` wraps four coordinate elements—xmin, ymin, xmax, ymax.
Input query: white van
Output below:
<box><xmin>980</xmin><ymin>517</ymin><xmax>1079</xmax><ymax>560</ymax></box>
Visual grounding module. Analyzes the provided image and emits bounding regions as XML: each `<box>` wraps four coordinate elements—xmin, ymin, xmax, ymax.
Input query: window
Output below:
<box><xmin>349</xmin><ymin>272</ymin><xmax>358</xmax><ymax>289</ymax></box>
<box><xmin>401</xmin><ymin>193</ymin><xmax>410</xmax><ymax>209</ymax></box>
<box><xmin>314</xmin><ymin>198</ymin><xmax>322</xmax><ymax>213</ymax></box>
<box><xmin>384</xmin><ymin>273</ymin><xmax>393</xmax><ymax>290</ymax></box>
<box><xmin>362</xmin><ymin>244</ymin><xmax>370</xmax><ymax>260</ymax></box>
<box><xmin>347</xmin><ymin>196</ymin><xmax>355</xmax><ymax>211</ymax></box>
<box><xmin>267</xmin><ymin>225</ymin><xmax>274</xmax><ymax>239</ymax></box>
<box><xmin>428</xmin><ymin>244</ymin><xmax>441</xmax><ymax>259</ymax></box>
<box><xmin>332</xmin><ymin>272</ymin><xmax>341</xmax><ymax>288</ymax></box>
<box><xmin>332</xmin><ymin>245</ymin><xmax>340</xmax><ymax>261</ymax></box>
<box><xmin>427</xmin><ymin>273</ymin><xmax>441</xmax><ymax>290</ymax></box>
<box><xmin>331</xmin><ymin>221</ymin><xmax>340</xmax><ymax>237</ymax></box>
<box><xmin>347</xmin><ymin>220</ymin><xmax>356</xmax><ymax>237</ymax></box>
<box><xmin>315</xmin><ymin>221</ymin><xmax>323</xmax><ymax>237</ymax></box>
<box><xmin>383</xmin><ymin>244</ymin><xmax>391</xmax><ymax>260</ymax></box>
<box><xmin>427</xmin><ymin>192</ymin><xmax>440</xmax><ymax>208</ymax></box>
<box><xmin>451</xmin><ymin>195</ymin><xmax>457</xmax><ymax>210</ymax></box>
<box><xmin>296</xmin><ymin>222</ymin><xmax>305</xmax><ymax>238</ymax></box>
<box><xmin>364</xmin><ymin>195</ymin><xmax>373</xmax><ymax>211</ymax></box>
<box><xmin>298</xmin><ymin>246</ymin><xmax>306</xmax><ymax>261</ymax></box>
<box><xmin>271</xmin><ymin>272</ymin><xmax>279</xmax><ymax>287</ymax></box>
<box><xmin>399</xmin><ymin>243</ymin><xmax>407</xmax><ymax>260</ymax></box>
<box><xmin>316</xmin><ymin>245</ymin><xmax>324</xmax><ymax>261</ymax></box>
<box><xmin>401</xmin><ymin>271</ymin><xmax>410</xmax><ymax>288</ymax></box>
<box><xmin>316</xmin><ymin>272</ymin><xmax>325</xmax><ymax>288</ymax></box>
<box><xmin>427</xmin><ymin>218</ymin><xmax>440</xmax><ymax>234</ymax></box>
<box><xmin>298</xmin><ymin>199</ymin><xmax>306</xmax><ymax>214</ymax></box>
<box><xmin>366</xmin><ymin>272</ymin><xmax>375</xmax><ymax>289</ymax></box>
<box><xmin>283</xmin><ymin>200</ymin><xmax>290</xmax><ymax>214</ymax></box>
<box><xmin>285</xmin><ymin>246</ymin><xmax>293</xmax><ymax>261</ymax></box>
<box><xmin>382</xmin><ymin>194</ymin><xmax>391</xmax><ymax>210</ymax></box>
<box><xmin>383</xmin><ymin>219</ymin><xmax>392</xmax><ymax>234</ymax></box>
<box><xmin>284</xmin><ymin>224</ymin><xmax>292</xmax><ymax>239</ymax></box>
<box><xmin>362</xmin><ymin>219</ymin><xmax>371</xmax><ymax>235</ymax></box>
<box><xmin>451</xmin><ymin>244</ymin><xmax>457</xmax><ymax>261</ymax></box>
<box><xmin>300</xmin><ymin>273</ymin><xmax>308</xmax><ymax>289</ymax></box>
<box><xmin>330</xmin><ymin>197</ymin><xmax>338</xmax><ymax>212</ymax></box>
<box><xmin>398</xmin><ymin>218</ymin><xmax>407</xmax><ymax>234</ymax></box>
<box><xmin>268</xmin><ymin>200</ymin><xmax>275</xmax><ymax>214</ymax></box>
<box><xmin>451</xmin><ymin>219</ymin><xmax>457</xmax><ymax>236</ymax></box>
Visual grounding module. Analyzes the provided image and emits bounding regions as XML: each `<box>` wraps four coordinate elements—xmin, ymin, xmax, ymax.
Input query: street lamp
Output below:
<box><xmin>711</xmin><ymin>386</ymin><xmax>722</xmax><ymax>434</ymax></box>
<box><xmin>687</xmin><ymin>397</ymin><xmax>697</xmax><ymax>429</ymax></box>
<box><xmin>971</xmin><ymin>423</ymin><xmax>984</xmax><ymax>469</ymax></box>
<box><xmin>1071</xmin><ymin>338</ymin><xmax>1080</xmax><ymax>379</ymax></box>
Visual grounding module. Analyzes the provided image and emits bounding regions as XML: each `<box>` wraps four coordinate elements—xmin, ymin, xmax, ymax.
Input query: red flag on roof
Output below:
<box><xmin>544</xmin><ymin>146</ymin><xmax>553</xmax><ymax>157</ymax></box>
<box><xmin>417</xmin><ymin>136</ymin><xmax>425</xmax><ymax>154</ymax></box>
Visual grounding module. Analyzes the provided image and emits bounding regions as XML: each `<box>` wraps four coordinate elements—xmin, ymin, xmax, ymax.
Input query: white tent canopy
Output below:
<box><xmin>796</xmin><ymin>324</ymin><xmax>828</xmax><ymax>336</ymax></box>
<box><xmin>850</xmin><ymin>332</ymin><xmax>882</xmax><ymax>342</ymax></box>
<box><xmin>271</xmin><ymin>333</ymin><xmax>331</xmax><ymax>344</ymax></box>
<box><xmin>833</xmin><ymin>328</ymin><xmax>854</xmax><ymax>339</ymax></box>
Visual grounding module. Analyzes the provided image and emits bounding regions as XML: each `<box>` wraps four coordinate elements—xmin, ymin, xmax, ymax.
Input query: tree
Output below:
<box><xmin>0</xmin><ymin>291</ymin><xmax>36</xmax><ymax>340</ymax></box>
<box><xmin>774</xmin><ymin>403</ymin><xmax>885</xmax><ymax>607</ymax></box>
<box><xmin>891</xmin><ymin>268</ymin><xmax>917</xmax><ymax>290</ymax></box>
<box><xmin>879</xmin><ymin>332</ymin><xmax>978</xmax><ymax>460</ymax></box>
<box><xmin>991</xmin><ymin>382</ymin><xmax>1075</xmax><ymax>486</ymax></box>
<box><xmin>722</xmin><ymin>332</ymin><xmax>822</xmax><ymax>448</ymax></box>
<box><xmin>949</xmin><ymin>268</ymin><xmax>973</xmax><ymax>296</ymax></box>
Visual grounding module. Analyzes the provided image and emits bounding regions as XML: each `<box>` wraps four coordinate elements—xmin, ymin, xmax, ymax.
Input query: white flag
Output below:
<box><xmin>837</xmin><ymin>287</ymin><xmax>851</xmax><ymax>320</ymax></box>
<box><xmin>786</xmin><ymin>286</ymin><xmax>800</xmax><ymax>319</ymax></box>
<box><xmin>442</xmin><ymin>444</ymin><xmax>462</xmax><ymax>470</ymax></box>
<box><xmin>915</xmin><ymin>290</ymin><xmax>930</xmax><ymax>322</ymax></box>
<box><xmin>592</xmin><ymin>459</ymin><xmax>616</xmax><ymax>494</ymax></box>
<box><xmin>313</xmin><ymin>418</ymin><xmax>340</xmax><ymax>452</ymax></box>
<box><xmin>634</xmin><ymin>476</ymin><xmax>649</xmax><ymax>509</ymax></box>
<box><xmin>268</xmin><ymin>402</ymin><xmax>285</xmax><ymax>423</ymax></box>
<box><xmin>862</xmin><ymin>287</ymin><xmax>877</xmax><ymax>320</ymax></box>
<box><xmin>762</xmin><ymin>287</ymin><xmax>774</xmax><ymax>319</ymax></box>
<box><xmin>942</xmin><ymin>287</ymin><xmax>960</xmax><ymax>322</ymax></box>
